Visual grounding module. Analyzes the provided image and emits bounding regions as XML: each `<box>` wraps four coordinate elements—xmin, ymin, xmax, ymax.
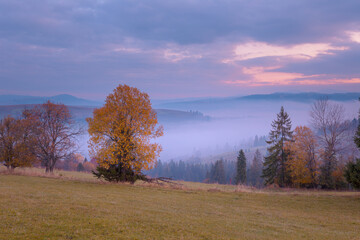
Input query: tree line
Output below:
<box><xmin>1</xmin><ymin>85</ymin><xmax>359</xmax><ymax>190</ymax></box>
<box><xmin>146</xmin><ymin>150</ymin><xmax>263</xmax><ymax>187</ymax></box>
<box><xmin>148</xmin><ymin>98</ymin><xmax>360</xmax><ymax>190</ymax></box>
<box><xmin>261</xmin><ymin>99</ymin><xmax>359</xmax><ymax>189</ymax></box>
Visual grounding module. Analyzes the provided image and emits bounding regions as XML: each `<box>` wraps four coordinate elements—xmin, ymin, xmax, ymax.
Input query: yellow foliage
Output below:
<box><xmin>73</xmin><ymin>153</ymin><xmax>85</xmax><ymax>163</ymax></box>
<box><xmin>332</xmin><ymin>164</ymin><xmax>346</xmax><ymax>184</ymax></box>
<box><xmin>285</xmin><ymin>126</ymin><xmax>318</xmax><ymax>187</ymax></box>
<box><xmin>87</xmin><ymin>84</ymin><xmax>163</xmax><ymax>174</ymax></box>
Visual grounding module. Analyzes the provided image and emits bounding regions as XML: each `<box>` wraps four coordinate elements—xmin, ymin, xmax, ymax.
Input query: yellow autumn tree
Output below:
<box><xmin>285</xmin><ymin>126</ymin><xmax>318</xmax><ymax>187</ymax></box>
<box><xmin>87</xmin><ymin>84</ymin><xmax>163</xmax><ymax>182</ymax></box>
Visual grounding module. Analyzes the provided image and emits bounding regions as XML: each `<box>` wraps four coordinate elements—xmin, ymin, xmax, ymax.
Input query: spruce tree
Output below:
<box><xmin>77</xmin><ymin>162</ymin><xmax>85</xmax><ymax>172</ymax></box>
<box><xmin>248</xmin><ymin>149</ymin><xmax>263</xmax><ymax>187</ymax></box>
<box><xmin>210</xmin><ymin>159</ymin><xmax>226</xmax><ymax>184</ymax></box>
<box><xmin>262</xmin><ymin>106</ymin><xmax>293</xmax><ymax>187</ymax></box>
<box><xmin>235</xmin><ymin>150</ymin><xmax>247</xmax><ymax>184</ymax></box>
<box><xmin>344</xmin><ymin>160</ymin><xmax>360</xmax><ymax>189</ymax></box>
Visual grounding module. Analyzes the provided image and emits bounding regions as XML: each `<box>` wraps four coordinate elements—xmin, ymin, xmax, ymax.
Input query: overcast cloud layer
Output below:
<box><xmin>1</xmin><ymin>0</ymin><xmax>360</xmax><ymax>99</ymax></box>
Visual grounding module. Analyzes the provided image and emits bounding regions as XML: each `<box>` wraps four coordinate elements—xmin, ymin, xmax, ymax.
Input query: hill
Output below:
<box><xmin>239</xmin><ymin>92</ymin><xmax>360</xmax><ymax>102</ymax></box>
<box><xmin>2</xmin><ymin>92</ymin><xmax>359</xmax><ymax>109</ymax></box>
<box><xmin>0</xmin><ymin>94</ymin><xmax>102</xmax><ymax>106</ymax></box>
<box><xmin>153</xmin><ymin>92</ymin><xmax>360</xmax><ymax>111</ymax></box>
<box><xmin>0</xmin><ymin>104</ymin><xmax>210</xmax><ymax>125</ymax></box>
<box><xmin>0</xmin><ymin>104</ymin><xmax>95</xmax><ymax>123</ymax></box>
<box><xmin>156</xmin><ymin>109</ymin><xmax>210</xmax><ymax>123</ymax></box>
<box><xmin>0</xmin><ymin>172</ymin><xmax>359</xmax><ymax>239</ymax></box>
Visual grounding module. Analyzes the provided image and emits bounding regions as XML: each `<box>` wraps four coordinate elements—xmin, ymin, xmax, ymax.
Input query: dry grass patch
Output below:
<box><xmin>1</xmin><ymin>174</ymin><xmax>359</xmax><ymax>240</ymax></box>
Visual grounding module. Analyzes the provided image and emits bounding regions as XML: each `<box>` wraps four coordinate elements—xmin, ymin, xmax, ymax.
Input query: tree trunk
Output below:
<box><xmin>7</xmin><ymin>165</ymin><xmax>14</xmax><ymax>173</ymax></box>
<box><xmin>45</xmin><ymin>158</ymin><xmax>56</xmax><ymax>173</ymax></box>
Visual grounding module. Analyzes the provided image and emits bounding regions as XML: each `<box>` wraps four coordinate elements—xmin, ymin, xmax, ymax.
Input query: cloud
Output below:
<box><xmin>348</xmin><ymin>31</ymin><xmax>360</xmax><ymax>43</ymax></box>
<box><xmin>223</xmin><ymin>41</ymin><xmax>347</xmax><ymax>62</ymax></box>
<box><xmin>112</xmin><ymin>47</ymin><xmax>142</xmax><ymax>54</ymax></box>
<box><xmin>163</xmin><ymin>49</ymin><xmax>202</xmax><ymax>62</ymax></box>
<box><xmin>2</xmin><ymin>0</ymin><xmax>360</xmax><ymax>48</ymax></box>
<box><xmin>0</xmin><ymin>0</ymin><xmax>359</xmax><ymax>99</ymax></box>
<box><xmin>278</xmin><ymin>44</ymin><xmax>360</xmax><ymax>76</ymax></box>
<box><xmin>223</xmin><ymin>66</ymin><xmax>360</xmax><ymax>86</ymax></box>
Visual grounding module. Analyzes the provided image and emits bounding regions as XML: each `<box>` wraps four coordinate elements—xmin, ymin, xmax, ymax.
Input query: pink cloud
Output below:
<box><xmin>223</xmin><ymin>66</ymin><xmax>360</xmax><ymax>86</ymax></box>
<box><xmin>347</xmin><ymin>31</ymin><xmax>360</xmax><ymax>44</ymax></box>
<box><xmin>222</xmin><ymin>41</ymin><xmax>348</xmax><ymax>62</ymax></box>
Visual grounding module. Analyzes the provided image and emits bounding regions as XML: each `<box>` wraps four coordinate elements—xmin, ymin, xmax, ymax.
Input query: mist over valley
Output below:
<box><xmin>0</xmin><ymin>92</ymin><xmax>358</xmax><ymax>164</ymax></box>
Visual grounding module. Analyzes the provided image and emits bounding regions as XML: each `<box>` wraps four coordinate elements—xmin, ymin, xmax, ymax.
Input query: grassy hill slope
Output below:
<box><xmin>0</xmin><ymin>173</ymin><xmax>359</xmax><ymax>240</ymax></box>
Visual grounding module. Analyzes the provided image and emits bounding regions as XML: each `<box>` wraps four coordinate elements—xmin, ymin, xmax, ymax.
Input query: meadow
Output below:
<box><xmin>0</xmin><ymin>168</ymin><xmax>359</xmax><ymax>240</ymax></box>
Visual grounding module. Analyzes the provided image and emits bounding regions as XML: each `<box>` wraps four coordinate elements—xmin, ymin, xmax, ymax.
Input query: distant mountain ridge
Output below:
<box><xmin>237</xmin><ymin>92</ymin><xmax>360</xmax><ymax>102</ymax></box>
<box><xmin>153</xmin><ymin>92</ymin><xmax>360</xmax><ymax>110</ymax></box>
<box><xmin>0</xmin><ymin>94</ymin><xmax>102</xmax><ymax>106</ymax></box>
<box><xmin>1</xmin><ymin>92</ymin><xmax>359</xmax><ymax>108</ymax></box>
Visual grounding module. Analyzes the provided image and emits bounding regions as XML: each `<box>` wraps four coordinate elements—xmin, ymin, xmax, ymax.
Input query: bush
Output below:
<box><xmin>344</xmin><ymin>159</ymin><xmax>360</xmax><ymax>189</ymax></box>
<box><xmin>92</xmin><ymin>164</ymin><xmax>147</xmax><ymax>183</ymax></box>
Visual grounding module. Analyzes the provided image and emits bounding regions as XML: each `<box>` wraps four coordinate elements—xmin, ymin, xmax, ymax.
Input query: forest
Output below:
<box><xmin>0</xmin><ymin>86</ymin><xmax>360</xmax><ymax>190</ymax></box>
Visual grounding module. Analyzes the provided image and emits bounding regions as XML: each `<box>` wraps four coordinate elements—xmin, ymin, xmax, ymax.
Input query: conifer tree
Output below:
<box><xmin>235</xmin><ymin>149</ymin><xmax>247</xmax><ymax>184</ymax></box>
<box><xmin>210</xmin><ymin>159</ymin><xmax>226</xmax><ymax>184</ymax></box>
<box><xmin>248</xmin><ymin>149</ymin><xmax>263</xmax><ymax>187</ymax></box>
<box><xmin>262</xmin><ymin>106</ymin><xmax>293</xmax><ymax>187</ymax></box>
<box><xmin>77</xmin><ymin>162</ymin><xmax>85</xmax><ymax>172</ymax></box>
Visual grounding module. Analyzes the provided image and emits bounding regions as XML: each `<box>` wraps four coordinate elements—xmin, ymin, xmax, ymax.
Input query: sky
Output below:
<box><xmin>1</xmin><ymin>0</ymin><xmax>360</xmax><ymax>100</ymax></box>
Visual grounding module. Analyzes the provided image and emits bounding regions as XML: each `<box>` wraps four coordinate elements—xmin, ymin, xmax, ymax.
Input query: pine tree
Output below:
<box><xmin>254</xmin><ymin>135</ymin><xmax>259</xmax><ymax>147</ymax></box>
<box><xmin>344</xmin><ymin>159</ymin><xmax>360</xmax><ymax>189</ymax></box>
<box><xmin>262</xmin><ymin>106</ymin><xmax>293</xmax><ymax>187</ymax></box>
<box><xmin>235</xmin><ymin>150</ymin><xmax>247</xmax><ymax>184</ymax></box>
<box><xmin>77</xmin><ymin>162</ymin><xmax>85</xmax><ymax>172</ymax></box>
<box><xmin>248</xmin><ymin>149</ymin><xmax>263</xmax><ymax>187</ymax></box>
<box><xmin>210</xmin><ymin>159</ymin><xmax>226</xmax><ymax>184</ymax></box>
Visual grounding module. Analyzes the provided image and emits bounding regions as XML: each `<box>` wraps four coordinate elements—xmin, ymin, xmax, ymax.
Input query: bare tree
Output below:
<box><xmin>310</xmin><ymin>98</ymin><xmax>351</xmax><ymax>188</ymax></box>
<box><xmin>27</xmin><ymin>101</ymin><xmax>82</xmax><ymax>173</ymax></box>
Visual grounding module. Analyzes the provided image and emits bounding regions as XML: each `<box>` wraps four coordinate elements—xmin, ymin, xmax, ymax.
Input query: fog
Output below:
<box><xmin>76</xmin><ymin>99</ymin><xmax>359</xmax><ymax>163</ymax></box>
<box><xmin>156</xmin><ymin>100</ymin><xmax>359</xmax><ymax>162</ymax></box>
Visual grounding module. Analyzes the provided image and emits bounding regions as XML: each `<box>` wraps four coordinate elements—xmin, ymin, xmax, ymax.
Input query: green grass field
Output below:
<box><xmin>0</xmin><ymin>169</ymin><xmax>359</xmax><ymax>240</ymax></box>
